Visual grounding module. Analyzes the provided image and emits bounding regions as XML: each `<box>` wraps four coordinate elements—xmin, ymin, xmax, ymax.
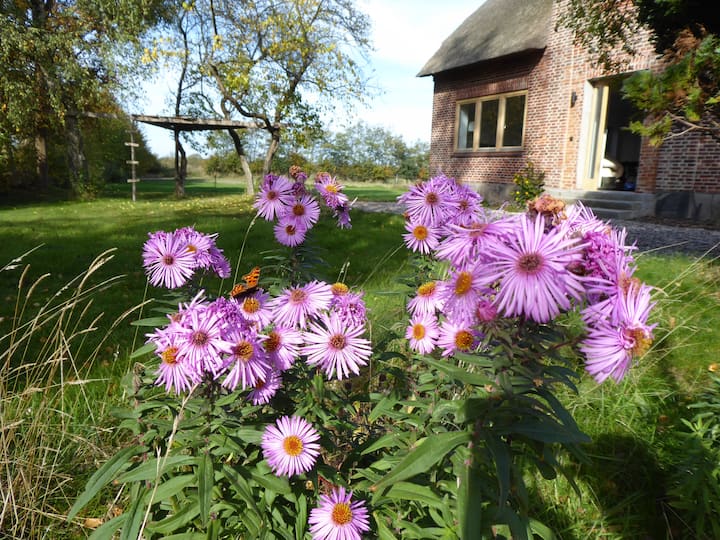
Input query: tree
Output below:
<box><xmin>0</xmin><ymin>0</ymin><xmax>169</xmax><ymax>192</ymax></box>
<box><xmin>558</xmin><ymin>0</ymin><xmax>720</xmax><ymax>142</ymax></box>
<box><xmin>192</xmin><ymin>0</ymin><xmax>372</xmax><ymax>176</ymax></box>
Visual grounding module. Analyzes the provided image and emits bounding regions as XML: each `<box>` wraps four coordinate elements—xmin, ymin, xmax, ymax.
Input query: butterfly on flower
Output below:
<box><xmin>230</xmin><ymin>266</ymin><xmax>261</xmax><ymax>300</ymax></box>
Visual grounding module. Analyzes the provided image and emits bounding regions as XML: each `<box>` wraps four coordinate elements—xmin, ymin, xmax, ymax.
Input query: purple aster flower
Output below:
<box><xmin>434</xmin><ymin>217</ymin><xmax>516</xmax><ymax>267</ymax></box>
<box><xmin>147</xmin><ymin>326</ymin><xmax>197</xmax><ymax>393</ymax></box>
<box><xmin>329</xmin><ymin>288</ymin><xmax>367</xmax><ymax>327</ymax></box>
<box><xmin>405</xmin><ymin>312</ymin><xmax>439</xmax><ymax>355</ymax></box>
<box><xmin>477</xmin><ymin>215</ymin><xmax>586</xmax><ymax>323</ymax></box>
<box><xmin>235</xmin><ymin>289</ymin><xmax>273</xmax><ymax>329</ymax></box>
<box><xmin>222</xmin><ymin>328</ymin><xmax>271</xmax><ymax>391</ymax></box>
<box><xmin>142</xmin><ymin>230</ymin><xmax>196</xmax><ymax>289</ymax></box>
<box><xmin>208</xmin><ymin>245</ymin><xmax>231</xmax><ymax>278</ymax></box>
<box><xmin>176</xmin><ymin>227</ymin><xmax>214</xmax><ymax>270</ymax></box>
<box><xmin>403</xmin><ymin>220</ymin><xmax>441</xmax><ymax>254</ymax></box>
<box><xmin>177</xmin><ymin>304</ymin><xmax>234</xmax><ymax>377</ymax></box>
<box><xmin>407</xmin><ymin>281</ymin><xmax>444</xmax><ymax>316</ymax></box>
<box><xmin>303</xmin><ymin>313</ymin><xmax>372</xmax><ymax>380</ymax></box>
<box><xmin>248</xmin><ymin>368</ymin><xmax>282</xmax><ymax>405</ymax></box>
<box><xmin>398</xmin><ymin>174</ymin><xmax>458</xmax><ymax>227</ymax></box>
<box><xmin>274</xmin><ymin>218</ymin><xmax>308</xmax><ymax>247</ymax></box>
<box><xmin>282</xmin><ymin>194</ymin><xmax>321</xmax><ymax>230</ymax></box>
<box><xmin>580</xmin><ymin>282</ymin><xmax>655</xmax><ymax>383</ymax></box>
<box><xmin>270</xmin><ymin>280</ymin><xmax>333</xmax><ymax>329</ymax></box>
<box><xmin>315</xmin><ymin>174</ymin><xmax>349</xmax><ymax>209</ymax></box>
<box><xmin>262</xmin><ymin>326</ymin><xmax>304</xmax><ymax>371</ymax></box>
<box><xmin>254</xmin><ymin>175</ymin><xmax>294</xmax><ymax>221</ymax></box>
<box><xmin>333</xmin><ymin>203</ymin><xmax>353</xmax><ymax>229</ymax></box>
<box><xmin>308</xmin><ymin>486</ymin><xmax>370</xmax><ymax>540</ymax></box>
<box><xmin>261</xmin><ymin>415</ymin><xmax>321</xmax><ymax>477</ymax></box>
<box><xmin>449</xmin><ymin>182</ymin><xmax>484</xmax><ymax>226</ymax></box>
<box><xmin>438</xmin><ymin>265</ymin><xmax>487</xmax><ymax>325</ymax></box>
<box><xmin>436</xmin><ymin>320</ymin><xmax>481</xmax><ymax>357</ymax></box>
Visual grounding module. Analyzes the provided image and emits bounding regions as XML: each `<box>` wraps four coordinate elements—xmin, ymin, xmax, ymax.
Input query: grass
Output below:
<box><xmin>1</xmin><ymin>178</ymin><xmax>719</xmax><ymax>538</ymax></box>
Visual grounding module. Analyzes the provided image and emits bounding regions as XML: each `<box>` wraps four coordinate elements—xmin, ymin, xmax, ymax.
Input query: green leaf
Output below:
<box><xmin>87</xmin><ymin>513</ymin><xmax>126</xmax><ymax>540</ymax></box>
<box><xmin>361</xmin><ymin>432</ymin><xmax>408</xmax><ymax>455</ymax></box>
<box><xmin>118</xmin><ymin>455</ymin><xmax>197</xmax><ymax>483</ymax></box>
<box><xmin>385</xmin><ymin>482</ymin><xmax>445</xmax><ymax>509</ymax></box>
<box><xmin>373</xmin><ymin>431</ymin><xmax>470</xmax><ymax>493</ymax></box>
<box><xmin>198</xmin><ymin>452</ymin><xmax>214</xmax><ymax>527</ymax></box>
<box><xmin>131</xmin><ymin>316</ymin><xmax>171</xmax><ymax>327</ymax></box>
<box><xmin>68</xmin><ymin>445</ymin><xmax>145</xmax><ymax>521</ymax></box>
<box><xmin>147</xmin><ymin>500</ymin><xmax>200</xmax><ymax>534</ymax></box>
<box><xmin>421</xmin><ymin>356</ymin><xmax>491</xmax><ymax>386</ymax></box>
<box><xmin>130</xmin><ymin>342</ymin><xmax>156</xmax><ymax>359</ymax></box>
<box><xmin>294</xmin><ymin>493</ymin><xmax>308</xmax><ymax>540</ymax></box>
<box><xmin>149</xmin><ymin>474</ymin><xmax>194</xmax><ymax>502</ymax></box>
<box><xmin>120</xmin><ymin>484</ymin><xmax>147</xmax><ymax>540</ymax></box>
<box><xmin>374</xmin><ymin>511</ymin><xmax>399</xmax><ymax>540</ymax></box>
<box><xmin>252</xmin><ymin>462</ymin><xmax>292</xmax><ymax>494</ymax></box>
<box><xmin>161</xmin><ymin>534</ymin><xmax>207</xmax><ymax>540</ymax></box>
<box><xmin>458</xmin><ymin>465</ymin><xmax>485</xmax><ymax>540</ymax></box>
<box><xmin>369</xmin><ymin>396</ymin><xmax>398</xmax><ymax>422</ymax></box>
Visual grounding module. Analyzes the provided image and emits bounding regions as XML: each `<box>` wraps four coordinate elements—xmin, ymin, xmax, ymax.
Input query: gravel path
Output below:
<box><xmin>353</xmin><ymin>201</ymin><xmax>720</xmax><ymax>257</ymax></box>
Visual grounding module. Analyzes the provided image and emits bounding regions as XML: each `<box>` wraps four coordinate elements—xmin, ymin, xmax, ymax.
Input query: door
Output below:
<box><xmin>581</xmin><ymin>82</ymin><xmax>609</xmax><ymax>190</ymax></box>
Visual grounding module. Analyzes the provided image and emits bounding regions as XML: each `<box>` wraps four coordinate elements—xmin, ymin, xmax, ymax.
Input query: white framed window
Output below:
<box><xmin>455</xmin><ymin>91</ymin><xmax>527</xmax><ymax>151</ymax></box>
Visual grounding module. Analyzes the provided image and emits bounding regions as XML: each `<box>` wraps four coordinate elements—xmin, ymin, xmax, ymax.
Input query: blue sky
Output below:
<box><xmin>137</xmin><ymin>1</ymin><xmax>481</xmax><ymax>157</ymax></box>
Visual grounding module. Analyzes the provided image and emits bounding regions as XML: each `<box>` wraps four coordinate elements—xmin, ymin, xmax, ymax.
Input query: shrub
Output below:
<box><xmin>512</xmin><ymin>161</ymin><xmax>546</xmax><ymax>208</ymax></box>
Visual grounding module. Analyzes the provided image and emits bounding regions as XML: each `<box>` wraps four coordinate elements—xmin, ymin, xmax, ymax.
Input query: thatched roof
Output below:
<box><xmin>417</xmin><ymin>0</ymin><xmax>553</xmax><ymax>77</ymax></box>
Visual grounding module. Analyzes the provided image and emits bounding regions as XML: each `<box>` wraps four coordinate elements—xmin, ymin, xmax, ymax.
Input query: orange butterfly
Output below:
<box><xmin>230</xmin><ymin>266</ymin><xmax>261</xmax><ymax>300</ymax></box>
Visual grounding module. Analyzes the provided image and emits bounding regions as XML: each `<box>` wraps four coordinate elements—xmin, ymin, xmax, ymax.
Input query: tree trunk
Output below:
<box><xmin>174</xmin><ymin>129</ymin><xmax>186</xmax><ymax>198</ymax></box>
<box><xmin>35</xmin><ymin>128</ymin><xmax>49</xmax><ymax>188</ymax></box>
<box><xmin>66</xmin><ymin>114</ymin><xmax>88</xmax><ymax>195</ymax></box>
<box><xmin>262</xmin><ymin>129</ymin><xmax>281</xmax><ymax>176</ymax></box>
<box><xmin>227</xmin><ymin>128</ymin><xmax>254</xmax><ymax>196</ymax></box>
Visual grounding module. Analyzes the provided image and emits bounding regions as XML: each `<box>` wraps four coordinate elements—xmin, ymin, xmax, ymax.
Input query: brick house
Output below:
<box><xmin>418</xmin><ymin>0</ymin><xmax>720</xmax><ymax>220</ymax></box>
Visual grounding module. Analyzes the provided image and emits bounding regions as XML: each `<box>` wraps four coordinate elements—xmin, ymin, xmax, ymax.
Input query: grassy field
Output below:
<box><xmin>1</xmin><ymin>178</ymin><xmax>719</xmax><ymax>538</ymax></box>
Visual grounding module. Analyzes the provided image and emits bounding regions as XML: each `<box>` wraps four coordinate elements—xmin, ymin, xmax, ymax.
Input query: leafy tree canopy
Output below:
<box><xmin>558</xmin><ymin>0</ymin><xmax>720</xmax><ymax>142</ymax></box>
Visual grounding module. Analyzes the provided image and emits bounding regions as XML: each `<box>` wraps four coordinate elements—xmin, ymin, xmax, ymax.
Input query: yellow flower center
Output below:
<box><xmin>412</xmin><ymin>226</ymin><xmax>428</xmax><ymax>241</ymax></box>
<box><xmin>455</xmin><ymin>330</ymin><xmax>474</xmax><ymax>351</ymax></box>
<box><xmin>192</xmin><ymin>331</ymin><xmax>209</xmax><ymax>346</ymax></box>
<box><xmin>518</xmin><ymin>252</ymin><xmax>543</xmax><ymax>274</ymax></box>
<box><xmin>234</xmin><ymin>340</ymin><xmax>254</xmax><ymax>362</ymax></box>
<box><xmin>412</xmin><ymin>324</ymin><xmax>426</xmax><ymax>340</ymax></box>
<box><xmin>331</xmin><ymin>502</ymin><xmax>353</xmax><ymax>525</ymax></box>
<box><xmin>186</xmin><ymin>244</ymin><xmax>197</xmax><ymax>253</ymax></box>
<box><xmin>160</xmin><ymin>346</ymin><xmax>179</xmax><ymax>365</ymax></box>
<box><xmin>264</xmin><ymin>331</ymin><xmax>281</xmax><ymax>353</ymax></box>
<box><xmin>325</xmin><ymin>184</ymin><xmax>339</xmax><ymax>193</ymax></box>
<box><xmin>243</xmin><ymin>297</ymin><xmax>260</xmax><ymax>314</ymax></box>
<box><xmin>627</xmin><ymin>328</ymin><xmax>652</xmax><ymax>357</ymax></box>
<box><xmin>454</xmin><ymin>271</ymin><xmax>473</xmax><ymax>295</ymax></box>
<box><xmin>329</xmin><ymin>334</ymin><xmax>347</xmax><ymax>350</ymax></box>
<box><xmin>283</xmin><ymin>435</ymin><xmax>303</xmax><ymax>456</ymax></box>
<box><xmin>417</xmin><ymin>282</ymin><xmax>436</xmax><ymax>297</ymax></box>
<box><xmin>290</xmin><ymin>289</ymin><xmax>307</xmax><ymax>303</ymax></box>
<box><xmin>331</xmin><ymin>282</ymin><xmax>349</xmax><ymax>295</ymax></box>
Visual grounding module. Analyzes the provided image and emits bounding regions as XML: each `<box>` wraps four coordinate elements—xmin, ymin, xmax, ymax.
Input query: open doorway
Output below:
<box><xmin>579</xmin><ymin>75</ymin><xmax>642</xmax><ymax>191</ymax></box>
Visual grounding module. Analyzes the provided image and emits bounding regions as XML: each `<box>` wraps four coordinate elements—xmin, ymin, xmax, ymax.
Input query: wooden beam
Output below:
<box><xmin>132</xmin><ymin>115</ymin><xmax>267</xmax><ymax>131</ymax></box>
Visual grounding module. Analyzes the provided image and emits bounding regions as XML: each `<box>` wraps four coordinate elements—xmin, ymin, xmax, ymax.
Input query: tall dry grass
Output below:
<box><xmin>0</xmin><ymin>248</ymin><xmax>145</xmax><ymax>538</ymax></box>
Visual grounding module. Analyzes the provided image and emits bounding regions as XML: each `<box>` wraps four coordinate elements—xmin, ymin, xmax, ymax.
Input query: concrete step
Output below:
<box><xmin>546</xmin><ymin>188</ymin><xmax>655</xmax><ymax>220</ymax></box>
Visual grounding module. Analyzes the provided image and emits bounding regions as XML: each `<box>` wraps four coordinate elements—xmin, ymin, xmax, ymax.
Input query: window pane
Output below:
<box><xmin>502</xmin><ymin>94</ymin><xmax>526</xmax><ymax>147</ymax></box>
<box><xmin>479</xmin><ymin>99</ymin><xmax>499</xmax><ymax>148</ymax></box>
<box><xmin>457</xmin><ymin>103</ymin><xmax>476</xmax><ymax>149</ymax></box>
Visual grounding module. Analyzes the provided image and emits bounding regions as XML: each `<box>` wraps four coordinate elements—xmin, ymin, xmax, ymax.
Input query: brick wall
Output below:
<box><xmin>428</xmin><ymin>0</ymin><xmax>720</xmax><ymax>196</ymax></box>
